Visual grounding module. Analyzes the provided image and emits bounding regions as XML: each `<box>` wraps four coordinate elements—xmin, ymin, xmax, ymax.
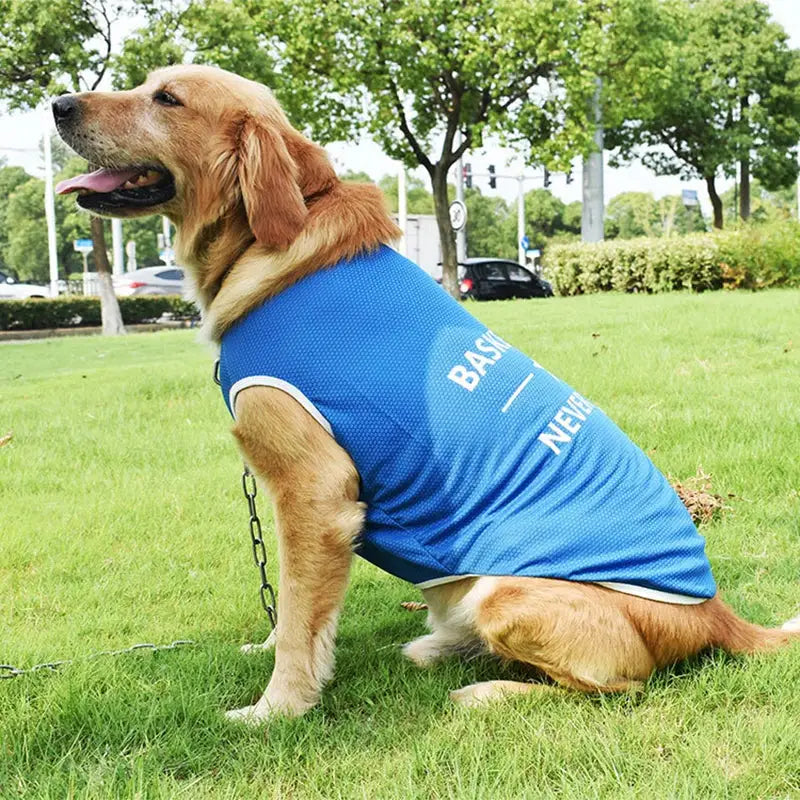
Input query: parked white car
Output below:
<box><xmin>112</xmin><ymin>266</ymin><xmax>185</xmax><ymax>296</ymax></box>
<box><xmin>0</xmin><ymin>269</ymin><xmax>52</xmax><ymax>299</ymax></box>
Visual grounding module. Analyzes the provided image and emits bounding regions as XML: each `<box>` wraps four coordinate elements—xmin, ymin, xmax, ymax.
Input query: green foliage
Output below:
<box><xmin>113</xmin><ymin>1</ymin><xmax>278</xmax><ymax>91</ymax></box>
<box><xmin>378</xmin><ymin>174</ymin><xmax>435</xmax><ymax>215</ymax></box>
<box><xmin>605</xmin><ymin>0</ymin><xmax>800</xmax><ymax>228</ymax></box>
<box><xmin>0</xmin><ymin>0</ymin><xmax>100</xmax><ymax>108</ymax></box>
<box><xmin>0</xmin><ymin>295</ymin><xmax>198</xmax><ymax>331</ymax></box>
<box><xmin>464</xmin><ymin>188</ymin><xmax>515</xmax><ymax>259</ymax></box>
<box><xmin>545</xmin><ymin>222</ymin><xmax>800</xmax><ymax>295</ymax></box>
<box><xmin>716</xmin><ymin>221</ymin><xmax>800</xmax><ymax>289</ymax></box>
<box><xmin>721</xmin><ymin>178</ymin><xmax>799</xmax><ymax>227</ymax></box>
<box><xmin>605</xmin><ymin>192</ymin><xmax>706</xmax><ymax>239</ymax></box>
<box><xmin>0</xmin><ymin>162</ymin><xmax>31</xmax><ymax>272</ymax></box>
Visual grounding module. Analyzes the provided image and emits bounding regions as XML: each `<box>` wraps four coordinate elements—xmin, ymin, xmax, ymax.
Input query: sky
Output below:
<box><xmin>1</xmin><ymin>0</ymin><xmax>798</xmax><ymax>218</ymax></box>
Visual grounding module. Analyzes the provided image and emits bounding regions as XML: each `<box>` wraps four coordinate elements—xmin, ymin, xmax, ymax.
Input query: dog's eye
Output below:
<box><xmin>153</xmin><ymin>90</ymin><xmax>182</xmax><ymax>107</ymax></box>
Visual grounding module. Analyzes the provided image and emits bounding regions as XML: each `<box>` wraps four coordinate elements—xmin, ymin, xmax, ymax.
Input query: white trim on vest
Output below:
<box><xmin>595</xmin><ymin>581</ymin><xmax>708</xmax><ymax>605</ymax></box>
<box><xmin>417</xmin><ymin>575</ymin><xmax>708</xmax><ymax>605</ymax></box>
<box><xmin>229</xmin><ymin>376</ymin><xmax>334</xmax><ymax>436</ymax></box>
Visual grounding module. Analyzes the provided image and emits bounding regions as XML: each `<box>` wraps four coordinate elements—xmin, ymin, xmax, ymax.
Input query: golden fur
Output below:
<box><xmin>58</xmin><ymin>65</ymin><xmax>800</xmax><ymax>721</ymax></box>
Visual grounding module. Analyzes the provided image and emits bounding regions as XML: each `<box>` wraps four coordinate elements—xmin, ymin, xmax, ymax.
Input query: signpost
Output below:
<box><xmin>73</xmin><ymin>238</ymin><xmax>93</xmax><ymax>274</ymax></box>
<box><xmin>682</xmin><ymin>189</ymin><xmax>699</xmax><ymax>207</ymax></box>
<box><xmin>448</xmin><ymin>200</ymin><xmax>467</xmax><ymax>231</ymax></box>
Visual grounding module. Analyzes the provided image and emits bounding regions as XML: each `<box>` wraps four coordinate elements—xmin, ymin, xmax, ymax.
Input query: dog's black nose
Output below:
<box><xmin>52</xmin><ymin>95</ymin><xmax>79</xmax><ymax>123</ymax></box>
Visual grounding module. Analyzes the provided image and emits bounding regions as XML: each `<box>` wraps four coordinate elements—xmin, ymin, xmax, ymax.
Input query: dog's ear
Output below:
<box><xmin>236</xmin><ymin>115</ymin><xmax>307</xmax><ymax>249</ymax></box>
<box><xmin>284</xmin><ymin>131</ymin><xmax>338</xmax><ymax>199</ymax></box>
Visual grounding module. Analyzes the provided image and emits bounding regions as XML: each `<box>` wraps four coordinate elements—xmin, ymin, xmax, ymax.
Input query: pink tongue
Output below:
<box><xmin>56</xmin><ymin>167</ymin><xmax>143</xmax><ymax>195</ymax></box>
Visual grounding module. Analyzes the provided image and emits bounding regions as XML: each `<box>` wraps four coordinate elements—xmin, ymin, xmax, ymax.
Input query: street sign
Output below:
<box><xmin>448</xmin><ymin>200</ymin><xmax>467</xmax><ymax>231</ymax></box>
<box><xmin>682</xmin><ymin>190</ymin><xmax>699</xmax><ymax>207</ymax></box>
<box><xmin>73</xmin><ymin>238</ymin><xmax>93</xmax><ymax>253</ymax></box>
<box><xmin>520</xmin><ymin>235</ymin><xmax>530</xmax><ymax>250</ymax></box>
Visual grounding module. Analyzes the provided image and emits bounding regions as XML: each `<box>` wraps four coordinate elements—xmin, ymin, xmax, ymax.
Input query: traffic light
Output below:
<box><xmin>463</xmin><ymin>163</ymin><xmax>472</xmax><ymax>189</ymax></box>
<box><xmin>488</xmin><ymin>164</ymin><xmax>496</xmax><ymax>189</ymax></box>
<box><xmin>543</xmin><ymin>167</ymin><xmax>551</xmax><ymax>189</ymax></box>
<box><xmin>565</xmin><ymin>168</ymin><xmax>573</xmax><ymax>184</ymax></box>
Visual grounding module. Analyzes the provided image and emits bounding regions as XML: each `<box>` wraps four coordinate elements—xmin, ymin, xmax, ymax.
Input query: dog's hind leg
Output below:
<box><xmin>402</xmin><ymin>578</ymin><xmax>484</xmax><ymax>667</ymax></box>
<box><xmin>459</xmin><ymin>577</ymin><xmax>656</xmax><ymax>704</ymax></box>
<box><xmin>450</xmin><ymin>680</ymin><xmax>558</xmax><ymax>707</ymax></box>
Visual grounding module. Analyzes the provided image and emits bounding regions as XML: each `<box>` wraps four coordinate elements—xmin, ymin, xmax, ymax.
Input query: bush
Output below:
<box><xmin>0</xmin><ymin>295</ymin><xmax>199</xmax><ymax>331</ymax></box>
<box><xmin>544</xmin><ymin>221</ymin><xmax>800</xmax><ymax>295</ymax></box>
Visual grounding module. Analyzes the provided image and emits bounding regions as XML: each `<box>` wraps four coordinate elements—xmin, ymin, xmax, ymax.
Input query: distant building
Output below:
<box><xmin>392</xmin><ymin>214</ymin><xmax>442</xmax><ymax>278</ymax></box>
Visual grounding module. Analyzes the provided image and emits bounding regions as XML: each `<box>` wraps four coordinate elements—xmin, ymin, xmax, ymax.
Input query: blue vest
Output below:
<box><xmin>218</xmin><ymin>245</ymin><xmax>716</xmax><ymax>602</ymax></box>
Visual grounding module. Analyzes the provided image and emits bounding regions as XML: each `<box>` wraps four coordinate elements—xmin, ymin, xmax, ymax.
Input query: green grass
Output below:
<box><xmin>1</xmin><ymin>289</ymin><xmax>799</xmax><ymax>799</ymax></box>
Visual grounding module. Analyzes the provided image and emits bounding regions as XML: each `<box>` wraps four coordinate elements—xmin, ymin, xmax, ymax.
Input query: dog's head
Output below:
<box><xmin>54</xmin><ymin>64</ymin><xmax>337</xmax><ymax>250</ymax></box>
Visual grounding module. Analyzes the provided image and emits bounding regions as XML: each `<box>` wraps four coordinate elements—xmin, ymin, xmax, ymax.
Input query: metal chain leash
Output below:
<box><xmin>214</xmin><ymin>358</ymin><xmax>277</xmax><ymax>630</ymax></box>
<box><xmin>2</xmin><ymin>360</ymin><xmax>275</xmax><ymax>679</ymax></box>
<box><xmin>0</xmin><ymin>640</ymin><xmax>195</xmax><ymax>680</ymax></box>
<box><xmin>242</xmin><ymin>465</ymin><xmax>278</xmax><ymax>630</ymax></box>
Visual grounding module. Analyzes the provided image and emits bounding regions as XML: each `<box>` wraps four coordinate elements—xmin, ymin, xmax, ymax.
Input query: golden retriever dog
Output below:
<box><xmin>54</xmin><ymin>65</ymin><xmax>799</xmax><ymax>722</ymax></box>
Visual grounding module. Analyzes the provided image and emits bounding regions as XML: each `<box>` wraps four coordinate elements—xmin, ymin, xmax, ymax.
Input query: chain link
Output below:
<box><xmin>0</xmin><ymin>640</ymin><xmax>195</xmax><ymax>679</ymax></box>
<box><xmin>214</xmin><ymin>357</ymin><xmax>277</xmax><ymax>629</ymax></box>
<box><xmin>242</xmin><ymin>465</ymin><xmax>278</xmax><ymax>629</ymax></box>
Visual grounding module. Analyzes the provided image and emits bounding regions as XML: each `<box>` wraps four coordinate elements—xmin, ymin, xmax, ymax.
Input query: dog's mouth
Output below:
<box><xmin>55</xmin><ymin>166</ymin><xmax>176</xmax><ymax>213</ymax></box>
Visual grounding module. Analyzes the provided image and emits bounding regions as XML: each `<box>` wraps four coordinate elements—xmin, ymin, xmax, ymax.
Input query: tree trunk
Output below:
<box><xmin>739</xmin><ymin>96</ymin><xmax>750</xmax><ymax>222</ymax></box>
<box><xmin>739</xmin><ymin>155</ymin><xmax>750</xmax><ymax>222</ymax></box>
<box><xmin>705</xmin><ymin>175</ymin><xmax>724</xmax><ymax>230</ymax></box>
<box><xmin>431</xmin><ymin>166</ymin><xmax>459</xmax><ymax>299</ymax></box>
<box><xmin>90</xmin><ymin>215</ymin><xmax>126</xmax><ymax>335</ymax></box>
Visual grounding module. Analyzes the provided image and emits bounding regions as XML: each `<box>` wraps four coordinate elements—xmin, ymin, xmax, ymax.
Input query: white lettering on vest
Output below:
<box><xmin>447</xmin><ymin>329</ymin><xmax>512</xmax><ymax>390</ymax></box>
<box><xmin>465</xmin><ymin>350</ymin><xmax>495</xmax><ymax>375</ymax></box>
<box><xmin>554</xmin><ymin>408</ymin><xmax>581</xmax><ymax>434</ymax></box>
<box><xmin>538</xmin><ymin>423</ymin><xmax>572</xmax><ymax>455</ymax></box>
<box><xmin>474</xmin><ymin>337</ymin><xmax>502</xmax><ymax>360</ymax></box>
<box><xmin>448</xmin><ymin>365</ymin><xmax>481</xmax><ymax>391</ymax></box>
<box><xmin>538</xmin><ymin>392</ymin><xmax>595</xmax><ymax>455</ymax></box>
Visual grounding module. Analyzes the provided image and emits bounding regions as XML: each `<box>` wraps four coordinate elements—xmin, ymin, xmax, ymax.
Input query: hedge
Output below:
<box><xmin>0</xmin><ymin>295</ymin><xmax>200</xmax><ymax>331</ymax></box>
<box><xmin>543</xmin><ymin>221</ymin><xmax>800</xmax><ymax>296</ymax></box>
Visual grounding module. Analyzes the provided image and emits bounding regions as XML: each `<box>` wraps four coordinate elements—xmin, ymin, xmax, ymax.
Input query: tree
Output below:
<box><xmin>202</xmin><ymin>0</ymin><xmax>591</xmax><ymax>298</ymax></box>
<box><xmin>721</xmin><ymin>178</ymin><xmax>797</xmax><ymax>226</ymax></box>
<box><xmin>0</xmin><ymin>0</ymin><xmax>135</xmax><ymax>333</ymax></box>
<box><xmin>606</xmin><ymin>0</ymin><xmax>800</xmax><ymax>230</ymax></box>
<box><xmin>562</xmin><ymin>202</ymin><xmax>583</xmax><ymax>235</ymax></box>
<box><xmin>464</xmin><ymin>189</ymin><xmax>514</xmax><ymax>260</ymax></box>
<box><xmin>522</xmin><ymin>189</ymin><xmax>568</xmax><ymax>250</ymax></box>
<box><xmin>378</xmin><ymin>175</ymin><xmax>435</xmax><ymax>216</ymax></box>
<box><xmin>0</xmin><ymin>162</ymin><xmax>31</xmax><ymax>273</ymax></box>
<box><xmin>605</xmin><ymin>192</ymin><xmax>659</xmax><ymax>239</ymax></box>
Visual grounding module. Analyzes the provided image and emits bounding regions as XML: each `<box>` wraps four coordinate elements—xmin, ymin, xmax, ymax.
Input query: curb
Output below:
<box><xmin>0</xmin><ymin>321</ymin><xmax>196</xmax><ymax>342</ymax></box>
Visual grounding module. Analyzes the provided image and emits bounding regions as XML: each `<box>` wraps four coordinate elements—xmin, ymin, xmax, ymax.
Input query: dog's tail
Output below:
<box><xmin>712</xmin><ymin>601</ymin><xmax>800</xmax><ymax>655</ymax></box>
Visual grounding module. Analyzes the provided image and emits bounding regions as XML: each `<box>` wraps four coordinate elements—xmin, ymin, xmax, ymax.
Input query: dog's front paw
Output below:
<box><xmin>240</xmin><ymin>629</ymin><xmax>277</xmax><ymax>655</ymax></box>
<box><xmin>225</xmin><ymin>704</ymin><xmax>272</xmax><ymax>726</ymax></box>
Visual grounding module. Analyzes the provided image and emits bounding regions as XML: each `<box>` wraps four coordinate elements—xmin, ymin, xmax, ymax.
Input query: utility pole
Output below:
<box><xmin>41</xmin><ymin>109</ymin><xmax>59</xmax><ymax>296</ymax></box>
<box><xmin>161</xmin><ymin>217</ymin><xmax>173</xmax><ymax>265</ymax></box>
<box><xmin>517</xmin><ymin>176</ymin><xmax>526</xmax><ymax>267</ymax></box>
<box><xmin>582</xmin><ymin>77</ymin><xmax>604</xmax><ymax>243</ymax></box>
<box><xmin>455</xmin><ymin>133</ymin><xmax>467</xmax><ymax>262</ymax></box>
<box><xmin>111</xmin><ymin>219</ymin><xmax>124</xmax><ymax>275</ymax></box>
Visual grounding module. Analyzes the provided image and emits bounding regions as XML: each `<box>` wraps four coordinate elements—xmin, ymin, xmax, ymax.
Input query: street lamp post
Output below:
<box><xmin>41</xmin><ymin>108</ymin><xmax>60</xmax><ymax>296</ymax></box>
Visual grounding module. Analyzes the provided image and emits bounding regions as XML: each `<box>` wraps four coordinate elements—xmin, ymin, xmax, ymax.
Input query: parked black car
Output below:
<box><xmin>457</xmin><ymin>258</ymin><xmax>553</xmax><ymax>300</ymax></box>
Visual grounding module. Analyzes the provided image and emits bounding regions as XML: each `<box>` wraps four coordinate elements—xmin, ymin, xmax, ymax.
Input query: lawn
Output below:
<box><xmin>1</xmin><ymin>289</ymin><xmax>799</xmax><ymax>799</ymax></box>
